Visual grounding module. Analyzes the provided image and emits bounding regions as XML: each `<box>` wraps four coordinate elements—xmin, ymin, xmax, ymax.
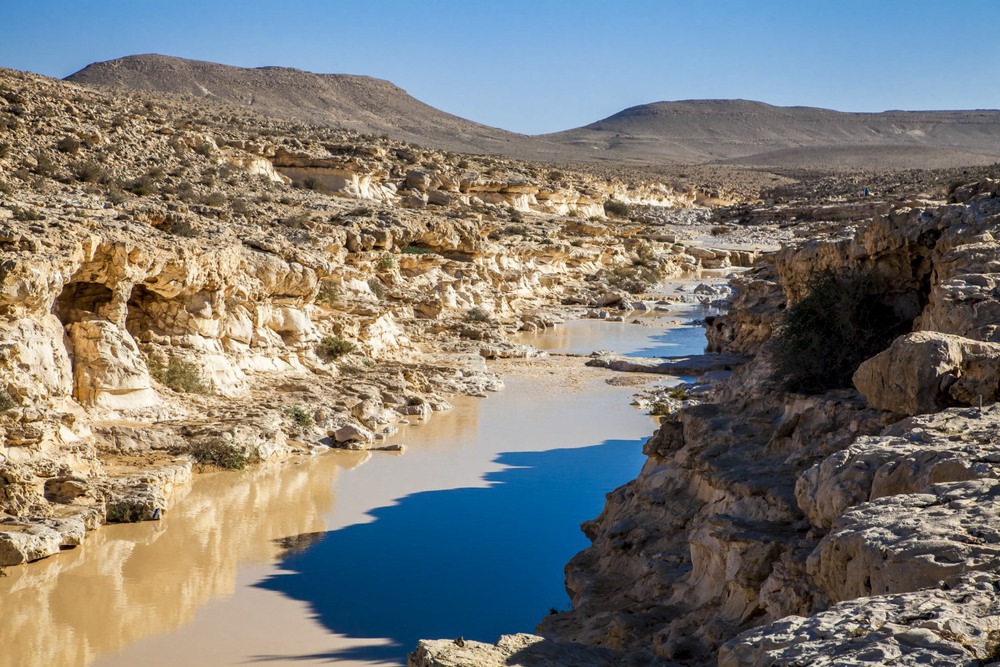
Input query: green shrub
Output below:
<box><xmin>604</xmin><ymin>199</ymin><xmax>630</xmax><ymax>218</ymax></box>
<box><xmin>56</xmin><ymin>136</ymin><xmax>81</xmax><ymax>154</ymax></box>
<box><xmin>667</xmin><ymin>386</ymin><xmax>688</xmax><ymax>401</ymax></box>
<box><xmin>73</xmin><ymin>161</ymin><xmax>109</xmax><ymax>184</ymax></box>
<box><xmin>10</xmin><ymin>206</ymin><xmax>44</xmax><ymax>222</ymax></box>
<box><xmin>650</xmin><ymin>402</ymin><xmax>673</xmax><ymax>416</ymax></box>
<box><xmin>31</xmin><ymin>151</ymin><xmax>57</xmax><ymax>177</ymax></box>
<box><xmin>465</xmin><ymin>307</ymin><xmax>491</xmax><ymax>322</ymax></box>
<box><xmin>377</xmin><ymin>253</ymin><xmax>395</xmax><ymax>271</ymax></box>
<box><xmin>126</xmin><ymin>174</ymin><xmax>157</xmax><ymax>196</ymax></box>
<box><xmin>314</xmin><ymin>279</ymin><xmax>339</xmax><ymax>306</ymax></box>
<box><xmin>0</xmin><ymin>389</ymin><xmax>16</xmax><ymax>412</ymax></box>
<box><xmin>189</xmin><ymin>438</ymin><xmax>252</xmax><ymax>470</ymax></box>
<box><xmin>401</xmin><ymin>245</ymin><xmax>435</xmax><ymax>255</ymax></box>
<box><xmin>318</xmin><ymin>335</ymin><xmax>355</xmax><ymax>359</ymax></box>
<box><xmin>168</xmin><ymin>219</ymin><xmax>199</xmax><ymax>237</ymax></box>
<box><xmin>149</xmin><ymin>357</ymin><xmax>209</xmax><ymax>394</ymax></box>
<box><xmin>771</xmin><ymin>269</ymin><xmax>911</xmax><ymax>393</ymax></box>
<box><xmin>287</xmin><ymin>406</ymin><xmax>314</xmax><ymax>428</ymax></box>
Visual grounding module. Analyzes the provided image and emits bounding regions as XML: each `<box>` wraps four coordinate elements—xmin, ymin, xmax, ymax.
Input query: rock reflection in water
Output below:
<box><xmin>256</xmin><ymin>438</ymin><xmax>647</xmax><ymax>663</ymax></box>
<box><xmin>0</xmin><ymin>450</ymin><xmax>368</xmax><ymax>667</ymax></box>
<box><xmin>519</xmin><ymin>314</ymin><xmax>708</xmax><ymax>358</ymax></box>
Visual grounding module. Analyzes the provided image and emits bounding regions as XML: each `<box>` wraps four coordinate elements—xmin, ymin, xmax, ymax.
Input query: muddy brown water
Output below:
<box><xmin>0</xmin><ymin>315</ymin><xmax>707</xmax><ymax>667</ymax></box>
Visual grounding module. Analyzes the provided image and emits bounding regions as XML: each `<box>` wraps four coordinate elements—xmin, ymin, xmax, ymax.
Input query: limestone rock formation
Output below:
<box><xmin>0</xmin><ymin>65</ymin><xmax>712</xmax><ymax>566</ymax></box>
<box><xmin>535</xmin><ymin>179</ymin><xmax>1000</xmax><ymax>664</ymax></box>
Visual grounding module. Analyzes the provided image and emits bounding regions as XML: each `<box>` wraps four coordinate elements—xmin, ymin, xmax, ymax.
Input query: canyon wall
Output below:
<box><xmin>529</xmin><ymin>179</ymin><xmax>1000</xmax><ymax>665</ymax></box>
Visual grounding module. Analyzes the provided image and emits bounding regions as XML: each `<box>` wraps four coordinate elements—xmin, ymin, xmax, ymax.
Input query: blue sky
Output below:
<box><xmin>3</xmin><ymin>0</ymin><xmax>998</xmax><ymax>134</ymax></box>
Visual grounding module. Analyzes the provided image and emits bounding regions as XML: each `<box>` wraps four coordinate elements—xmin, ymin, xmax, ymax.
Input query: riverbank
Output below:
<box><xmin>1</xmin><ymin>298</ymin><xmax>717</xmax><ymax>666</ymax></box>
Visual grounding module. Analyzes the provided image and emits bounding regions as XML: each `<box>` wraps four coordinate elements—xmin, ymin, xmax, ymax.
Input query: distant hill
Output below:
<box><xmin>65</xmin><ymin>54</ymin><xmax>549</xmax><ymax>156</ymax></box>
<box><xmin>542</xmin><ymin>99</ymin><xmax>1000</xmax><ymax>168</ymax></box>
<box><xmin>67</xmin><ymin>55</ymin><xmax>1000</xmax><ymax>169</ymax></box>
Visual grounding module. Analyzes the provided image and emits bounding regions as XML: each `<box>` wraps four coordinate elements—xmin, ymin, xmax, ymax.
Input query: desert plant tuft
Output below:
<box><xmin>189</xmin><ymin>438</ymin><xmax>253</xmax><ymax>470</ymax></box>
<box><xmin>287</xmin><ymin>406</ymin><xmax>314</xmax><ymax>428</ymax></box>
<box><xmin>314</xmin><ymin>279</ymin><xmax>339</xmax><ymax>306</ymax></box>
<box><xmin>771</xmin><ymin>269</ymin><xmax>912</xmax><ymax>393</ymax></box>
<box><xmin>0</xmin><ymin>389</ymin><xmax>16</xmax><ymax>412</ymax></box>
<box><xmin>377</xmin><ymin>253</ymin><xmax>395</xmax><ymax>271</ymax></box>
<box><xmin>604</xmin><ymin>199</ymin><xmax>630</xmax><ymax>218</ymax></box>
<box><xmin>465</xmin><ymin>307</ymin><xmax>491</xmax><ymax>322</ymax></box>
<box><xmin>10</xmin><ymin>206</ymin><xmax>44</xmax><ymax>222</ymax></box>
<box><xmin>56</xmin><ymin>136</ymin><xmax>81</xmax><ymax>154</ymax></box>
<box><xmin>318</xmin><ymin>335</ymin><xmax>355</xmax><ymax>359</ymax></box>
<box><xmin>401</xmin><ymin>244</ymin><xmax>435</xmax><ymax>255</ymax></box>
<box><xmin>148</xmin><ymin>357</ymin><xmax>209</xmax><ymax>394</ymax></box>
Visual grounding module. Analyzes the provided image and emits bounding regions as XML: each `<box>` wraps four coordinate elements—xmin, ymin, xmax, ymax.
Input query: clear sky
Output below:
<box><xmin>3</xmin><ymin>0</ymin><xmax>999</xmax><ymax>134</ymax></box>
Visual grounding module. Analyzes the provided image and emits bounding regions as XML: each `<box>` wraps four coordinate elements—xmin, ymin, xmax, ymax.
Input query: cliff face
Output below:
<box><xmin>0</xmin><ymin>67</ymin><xmax>740</xmax><ymax>567</ymax></box>
<box><xmin>531</xmin><ymin>180</ymin><xmax>1000</xmax><ymax>664</ymax></box>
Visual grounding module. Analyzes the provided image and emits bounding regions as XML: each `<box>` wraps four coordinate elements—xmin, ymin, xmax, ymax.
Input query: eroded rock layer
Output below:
<box><xmin>0</xmin><ymin>66</ymin><xmax>740</xmax><ymax>566</ymax></box>
<box><xmin>525</xmin><ymin>180</ymin><xmax>1000</xmax><ymax>665</ymax></box>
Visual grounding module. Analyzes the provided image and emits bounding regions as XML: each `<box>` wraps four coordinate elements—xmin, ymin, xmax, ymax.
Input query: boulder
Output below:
<box><xmin>808</xmin><ymin>478</ymin><xmax>1000</xmax><ymax>603</ymax></box>
<box><xmin>0</xmin><ymin>523</ymin><xmax>63</xmax><ymax>566</ymax></box>
<box><xmin>330</xmin><ymin>423</ymin><xmax>375</xmax><ymax>446</ymax></box>
<box><xmin>853</xmin><ymin>331</ymin><xmax>1000</xmax><ymax>415</ymax></box>
<box><xmin>720</xmin><ymin>573</ymin><xmax>1000</xmax><ymax>667</ymax></box>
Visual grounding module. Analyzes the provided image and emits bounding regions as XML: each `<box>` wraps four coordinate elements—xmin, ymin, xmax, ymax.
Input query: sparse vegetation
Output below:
<box><xmin>604</xmin><ymin>199</ymin><xmax>630</xmax><ymax>218</ymax></box>
<box><xmin>377</xmin><ymin>253</ymin><xmax>395</xmax><ymax>271</ymax></box>
<box><xmin>72</xmin><ymin>160</ymin><xmax>110</xmax><ymax>184</ymax></box>
<box><xmin>0</xmin><ymin>389</ymin><xmax>17</xmax><ymax>412</ymax></box>
<box><xmin>771</xmin><ymin>269</ymin><xmax>912</xmax><ymax>393</ymax></box>
<box><xmin>368</xmin><ymin>278</ymin><xmax>387</xmax><ymax>300</ymax></box>
<box><xmin>314</xmin><ymin>279</ymin><xmax>339</xmax><ymax>306</ymax></box>
<box><xmin>9</xmin><ymin>206</ymin><xmax>44</xmax><ymax>222</ymax></box>
<box><xmin>649</xmin><ymin>402</ymin><xmax>673</xmax><ymax>416</ymax></box>
<box><xmin>318</xmin><ymin>335</ymin><xmax>356</xmax><ymax>359</ymax></box>
<box><xmin>401</xmin><ymin>244</ymin><xmax>435</xmax><ymax>255</ymax></box>
<box><xmin>148</xmin><ymin>357</ymin><xmax>209</xmax><ymax>394</ymax></box>
<box><xmin>465</xmin><ymin>306</ymin><xmax>491</xmax><ymax>322</ymax></box>
<box><xmin>287</xmin><ymin>406</ymin><xmax>314</xmax><ymax>428</ymax></box>
<box><xmin>189</xmin><ymin>438</ymin><xmax>253</xmax><ymax>470</ymax></box>
<box><xmin>56</xmin><ymin>136</ymin><xmax>81</xmax><ymax>154</ymax></box>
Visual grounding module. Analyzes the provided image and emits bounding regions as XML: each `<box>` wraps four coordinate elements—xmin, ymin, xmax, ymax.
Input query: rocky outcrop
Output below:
<box><xmin>853</xmin><ymin>331</ymin><xmax>1000</xmax><ymax>415</ymax></box>
<box><xmin>408</xmin><ymin>634</ymin><xmax>661</xmax><ymax>667</ymax></box>
<box><xmin>719</xmin><ymin>573</ymin><xmax>1000</xmax><ymax>667</ymax></box>
<box><xmin>533</xmin><ymin>180</ymin><xmax>1000</xmax><ymax>664</ymax></box>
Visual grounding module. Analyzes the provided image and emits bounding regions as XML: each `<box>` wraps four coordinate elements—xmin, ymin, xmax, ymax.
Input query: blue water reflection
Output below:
<box><xmin>626</xmin><ymin>323</ymin><xmax>707</xmax><ymax>358</ymax></box>
<box><xmin>255</xmin><ymin>438</ymin><xmax>646</xmax><ymax>662</ymax></box>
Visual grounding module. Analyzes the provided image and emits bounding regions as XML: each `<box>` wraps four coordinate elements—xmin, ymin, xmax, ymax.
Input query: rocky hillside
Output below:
<box><xmin>544</xmin><ymin>99</ymin><xmax>1000</xmax><ymax>168</ymax></box>
<box><xmin>67</xmin><ymin>56</ymin><xmax>1000</xmax><ymax>170</ymax></box>
<box><xmin>0</xmin><ymin>65</ymin><xmax>763</xmax><ymax>567</ymax></box>
<box><xmin>65</xmin><ymin>54</ymin><xmax>558</xmax><ymax>158</ymax></box>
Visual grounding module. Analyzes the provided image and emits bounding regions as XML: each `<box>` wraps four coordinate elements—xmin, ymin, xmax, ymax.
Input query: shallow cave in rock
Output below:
<box><xmin>125</xmin><ymin>284</ymin><xmax>172</xmax><ymax>340</ymax></box>
<box><xmin>53</xmin><ymin>281</ymin><xmax>114</xmax><ymax>326</ymax></box>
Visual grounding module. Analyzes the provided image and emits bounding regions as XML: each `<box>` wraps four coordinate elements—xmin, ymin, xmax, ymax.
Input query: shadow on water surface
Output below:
<box><xmin>253</xmin><ymin>437</ymin><xmax>647</xmax><ymax>664</ymax></box>
<box><xmin>626</xmin><ymin>323</ymin><xmax>707</xmax><ymax>359</ymax></box>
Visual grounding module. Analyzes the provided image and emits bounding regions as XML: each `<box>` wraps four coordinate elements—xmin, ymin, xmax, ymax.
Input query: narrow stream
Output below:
<box><xmin>0</xmin><ymin>308</ymin><xmax>708</xmax><ymax>667</ymax></box>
